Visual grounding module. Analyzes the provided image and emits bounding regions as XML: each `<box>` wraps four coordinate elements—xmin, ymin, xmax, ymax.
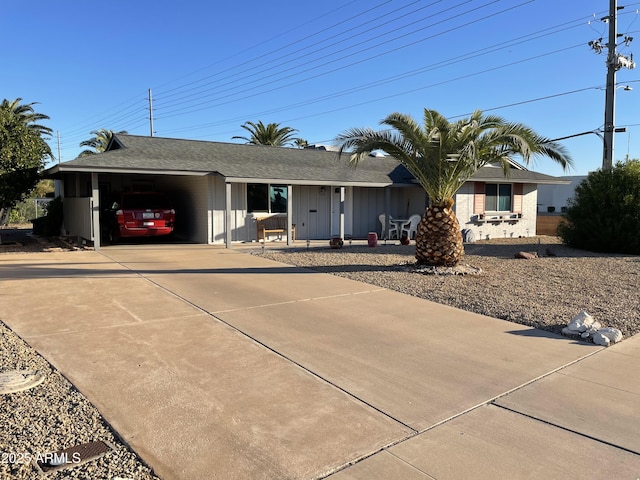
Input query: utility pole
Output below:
<box><xmin>148</xmin><ymin>88</ymin><xmax>154</xmax><ymax>137</ymax></box>
<box><xmin>590</xmin><ymin>0</ymin><xmax>635</xmax><ymax>170</ymax></box>
<box><xmin>603</xmin><ymin>0</ymin><xmax>619</xmax><ymax>171</ymax></box>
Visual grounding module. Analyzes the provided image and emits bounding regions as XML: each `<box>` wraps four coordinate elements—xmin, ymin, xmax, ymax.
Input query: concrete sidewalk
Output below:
<box><xmin>1</xmin><ymin>245</ymin><xmax>639</xmax><ymax>479</ymax></box>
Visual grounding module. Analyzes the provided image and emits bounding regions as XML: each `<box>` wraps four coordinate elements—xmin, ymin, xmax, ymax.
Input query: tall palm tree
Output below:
<box><xmin>232</xmin><ymin>121</ymin><xmax>301</xmax><ymax>147</ymax></box>
<box><xmin>79</xmin><ymin>128</ymin><xmax>127</xmax><ymax>157</ymax></box>
<box><xmin>336</xmin><ymin>109</ymin><xmax>572</xmax><ymax>266</ymax></box>
<box><xmin>0</xmin><ymin>98</ymin><xmax>52</xmax><ymax>137</ymax></box>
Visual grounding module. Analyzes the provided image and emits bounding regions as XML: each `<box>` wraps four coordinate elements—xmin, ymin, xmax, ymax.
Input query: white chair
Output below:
<box><xmin>400</xmin><ymin>214</ymin><xmax>421</xmax><ymax>240</ymax></box>
<box><xmin>378</xmin><ymin>213</ymin><xmax>398</xmax><ymax>239</ymax></box>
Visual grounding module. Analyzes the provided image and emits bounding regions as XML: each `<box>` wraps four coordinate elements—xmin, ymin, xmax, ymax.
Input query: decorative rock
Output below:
<box><xmin>597</xmin><ymin>327</ymin><xmax>623</xmax><ymax>343</ymax></box>
<box><xmin>590</xmin><ymin>321</ymin><xmax>602</xmax><ymax>332</ymax></box>
<box><xmin>593</xmin><ymin>332</ymin><xmax>611</xmax><ymax>346</ymax></box>
<box><xmin>562</xmin><ymin>326</ymin><xmax>580</xmax><ymax>336</ymax></box>
<box><xmin>568</xmin><ymin>311</ymin><xmax>594</xmax><ymax>331</ymax></box>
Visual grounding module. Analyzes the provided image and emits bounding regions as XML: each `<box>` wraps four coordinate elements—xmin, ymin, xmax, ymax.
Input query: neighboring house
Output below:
<box><xmin>537</xmin><ymin>175</ymin><xmax>587</xmax><ymax>213</ymax></box>
<box><xmin>44</xmin><ymin>134</ymin><xmax>569</xmax><ymax>248</ymax></box>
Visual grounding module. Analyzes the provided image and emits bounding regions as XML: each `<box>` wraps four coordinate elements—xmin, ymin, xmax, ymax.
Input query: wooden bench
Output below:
<box><xmin>256</xmin><ymin>216</ymin><xmax>296</xmax><ymax>241</ymax></box>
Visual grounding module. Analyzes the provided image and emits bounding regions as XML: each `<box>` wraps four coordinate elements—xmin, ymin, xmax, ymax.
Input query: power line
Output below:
<box><xmin>154</xmin><ymin>0</ymin><xmax>444</xmax><ymax>107</ymax></box>
<box><xmin>155</xmin><ymin>0</ymin><xmax>535</xmax><ymax>120</ymax></box>
<box><xmin>151</xmin><ymin>0</ymin><xmax>369</xmax><ymax>96</ymax></box>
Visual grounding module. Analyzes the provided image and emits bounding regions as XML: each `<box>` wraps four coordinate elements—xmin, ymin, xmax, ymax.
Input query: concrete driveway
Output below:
<box><xmin>1</xmin><ymin>244</ymin><xmax>639</xmax><ymax>479</ymax></box>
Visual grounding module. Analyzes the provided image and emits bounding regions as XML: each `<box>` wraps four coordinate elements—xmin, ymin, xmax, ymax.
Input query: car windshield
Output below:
<box><xmin>122</xmin><ymin>194</ymin><xmax>171</xmax><ymax>210</ymax></box>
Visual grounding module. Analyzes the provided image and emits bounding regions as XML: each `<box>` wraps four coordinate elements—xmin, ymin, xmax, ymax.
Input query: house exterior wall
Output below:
<box><xmin>537</xmin><ymin>175</ymin><xmax>586</xmax><ymax>213</ymax></box>
<box><xmin>399</xmin><ymin>186</ymin><xmax>428</xmax><ymax>219</ymax></box>
<box><xmin>209</xmin><ymin>177</ymin><xmax>252</xmax><ymax>244</ymax></box>
<box><xmin>330</xmin><ymin>186</ymin><xmax>353</xmax><ymax>238</ymax></box>
<box><xmin>292</xmin><ymin>185</ymin><xmax>332</xmax><ymax>240</ymax></box>
<box><xmin>348</xmin><ymin>186</ymin><xmax>426</xmax><ymax>238</ymax></box>
<box><xmin>455</xmin><ymin>182</ymin><xmax>537</xmax><ymax>240</ymax></box>
<box><xmin>62</xmin><ymin>197</ymin><xmax>92</xmax><ymax>239</ymax></box>
<box><xmin>350</xmin><ymin>187</ymin><xmax>386</xmax><ymax>238</ymax></box>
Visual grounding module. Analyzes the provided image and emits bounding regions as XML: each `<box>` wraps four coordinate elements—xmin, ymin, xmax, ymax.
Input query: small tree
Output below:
<box><xmin>0</xmin><ymin>109</ymin><xmax>53</xmax><ymax>223</ymax></box>
<box><xmin>559</xmin><ymin>159</ymin><xmax>640</xmax><ymax>254</ymax></box>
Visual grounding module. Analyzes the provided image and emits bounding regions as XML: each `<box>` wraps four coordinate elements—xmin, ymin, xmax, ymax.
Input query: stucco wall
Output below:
<box><xmin>455</xmin><ymin>182</ymin><xmax>538</xmax><ymax>240</ymax></box>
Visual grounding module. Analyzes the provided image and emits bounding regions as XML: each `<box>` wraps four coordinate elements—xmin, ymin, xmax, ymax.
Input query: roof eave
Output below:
<box><xmin>223</xmin><ymin>177</ymin><xmax>393</xmax><ymax>187</ymax></box>
<box><xmin>43</xmin><ymin>165</ymin><xmax>211</xmax><ymax>177</ymax></box>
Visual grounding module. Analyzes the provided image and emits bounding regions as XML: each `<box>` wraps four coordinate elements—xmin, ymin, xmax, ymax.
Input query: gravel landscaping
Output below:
<box><xmin>256</xmin><ymin>236</ymin><xmax>640</xmax><ymax>339</ymax></box>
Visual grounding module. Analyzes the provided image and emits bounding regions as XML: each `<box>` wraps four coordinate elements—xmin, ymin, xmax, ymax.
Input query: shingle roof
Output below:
<box><xmin>469</xmin><ymin>166</ymin><xmax>571</xmax><ymax>184</ymax></box>
<box><xmin>45</xmin><ymin>134</ymin><xmax>567</xmax><ymax>186</ymax></box>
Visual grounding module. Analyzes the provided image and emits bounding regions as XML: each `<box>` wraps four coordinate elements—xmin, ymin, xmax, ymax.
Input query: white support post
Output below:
<box><xmin>385</xmin><ymin>187</ymin><xmax>391</xmax><ymax>240</ymax></box>
<box><xmin>339</xmin><ymin>186</ymin><xmax>345</xmax><ymax>240</ymax></box>
<box><xmin>287</xmin><ymin>184</ymin><xmax>293</xmax><ymax>246</ymax></box>
<box><xmin>91</xmin><ymin>172</ymin><xmax>101</xmax><ymax>250</ymax></box>
<box><xmin>225</xmin><ymin>182</ymin><xmax>232</xmax><ymax>248</ymax></box>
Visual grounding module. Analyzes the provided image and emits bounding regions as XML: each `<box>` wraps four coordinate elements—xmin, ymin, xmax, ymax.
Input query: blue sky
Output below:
<box><xmin>4</xmin><ymin>0</ymin><xmax>639</xmax><ymax>176</ymax></box>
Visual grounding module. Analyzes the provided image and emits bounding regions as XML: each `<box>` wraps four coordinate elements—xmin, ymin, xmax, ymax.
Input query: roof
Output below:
<box><xmin>44</xmin><ymin>134</ymin><xmax>569</xmax><ymax>186</ymax></box>
<box><xmin>469</xmin><ymin>165</ymin><xmax>571</xmax><ymax>185</ymax></box>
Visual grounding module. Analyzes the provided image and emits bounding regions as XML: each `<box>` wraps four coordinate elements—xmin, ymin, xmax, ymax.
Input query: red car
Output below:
<box><xmin>104</xmin><ymin>192</ymin><xmax>176</xmax><ymax>242</ymax></box>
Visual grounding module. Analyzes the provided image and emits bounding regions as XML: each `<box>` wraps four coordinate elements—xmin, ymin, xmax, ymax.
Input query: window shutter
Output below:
<box><xmin>473</xmin><ymin>182</ymin><xmax>485</xmax><ymax>214</ymax></box>
<box><xmin>513</xmin><ymin>183</ymin><xmax>523</xmax><ymax>213</ymax></box>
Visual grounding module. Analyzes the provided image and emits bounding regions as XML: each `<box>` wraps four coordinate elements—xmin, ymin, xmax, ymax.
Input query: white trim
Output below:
<box><xmin>224</xmin><ymin>177</ymin><xmax>392</xmax><ymax>187</ymax></box>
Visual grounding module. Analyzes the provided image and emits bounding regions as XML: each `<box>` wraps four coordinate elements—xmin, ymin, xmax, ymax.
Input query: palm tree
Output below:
<box><xmin>232</xmin><ymin>121</ymin><xmax>301</xmax><ymax>147</ymax></box>
<box><xmin>336</xmin><ymin>109</ymin><xmax>572</xmax><ymax>266</ymax></box>
<box><xmin>0</xmin><ymin>98</ymin><xmax>52</xmax><ymax>137</ymax></box>
<box><xmin>79</xmin><ymin>128</ymin><xmax>127</xmax><ymax>157</ymax></box>
<box><xmin>294</xmin><ymin>138</ymin><xmax>309</xmax><ymax>149</ymax></box>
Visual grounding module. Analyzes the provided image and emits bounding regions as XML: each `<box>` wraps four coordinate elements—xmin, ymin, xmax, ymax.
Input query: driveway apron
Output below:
<box><xmin>1</xmin><ymin>245</ymin><xmax>638</xmax><ymax>479</ymax></box>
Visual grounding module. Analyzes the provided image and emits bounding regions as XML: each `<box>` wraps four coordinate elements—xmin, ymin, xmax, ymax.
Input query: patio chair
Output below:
<box><xmin>400</xmin><ymin>214</ymin><xmax>421</xmax><ymax>240</ymax></box>
<box><xmin>378</xmin><ymin>213</ymin><xmax>399</xmax><ymax>239</ymax></box>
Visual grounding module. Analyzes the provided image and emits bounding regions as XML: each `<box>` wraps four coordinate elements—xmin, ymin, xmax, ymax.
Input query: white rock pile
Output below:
<box><xmin>561</xmin><ymin>311</ymin><xmax>623</xmax><ymax>346</ymax></box>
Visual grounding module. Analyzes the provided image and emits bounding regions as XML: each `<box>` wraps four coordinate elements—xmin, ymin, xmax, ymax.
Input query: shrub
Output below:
<box><xmin>558</xmin><ymin>160</ymin><xmax>640</xmax><ymax>254</ymax></box>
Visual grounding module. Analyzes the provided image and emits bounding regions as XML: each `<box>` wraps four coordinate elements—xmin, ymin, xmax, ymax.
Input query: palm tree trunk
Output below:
<box><xmin>415</xmin><ymin>200</ymin><xmax>464</xmax><ymax>266</ymax></box>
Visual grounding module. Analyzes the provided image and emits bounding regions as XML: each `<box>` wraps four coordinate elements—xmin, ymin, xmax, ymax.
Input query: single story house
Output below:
<box><xmin>44</xmin><ymin>134</ymin><xmax>569</xmax><ymax>248</ymax></box>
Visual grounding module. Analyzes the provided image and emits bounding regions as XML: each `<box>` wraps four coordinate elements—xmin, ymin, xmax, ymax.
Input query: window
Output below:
<box><xmin>247</xmin><ymin>184</ymin><xmax>288</xmax><ymax>213</ymax></box>
<box><xmin>485</xmin><ymin>184</ymin><xmax>512</xmax><ymax>211</ymax></box>
<box><xmin>270</xmin><ymin>186</ymin><xmax>287</xmax><ymax>213</ymax></box>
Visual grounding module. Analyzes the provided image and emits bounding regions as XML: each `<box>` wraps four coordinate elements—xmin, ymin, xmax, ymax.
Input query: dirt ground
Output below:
<box><xmin>0</xmin><ymin>225</ymin><xmax>84</xmax><ymax>253</ymax></box>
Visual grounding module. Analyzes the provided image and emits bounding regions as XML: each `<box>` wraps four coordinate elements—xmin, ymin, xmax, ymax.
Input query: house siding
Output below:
<box><xmin>209</xmin><ymin>178</ymin><xmax>252</xmax><ymax>244</ymax></box>
<box><xmin>292</xmin><ymin>185</ymin><xmax>332</xmax><ymax>240</ymax></box>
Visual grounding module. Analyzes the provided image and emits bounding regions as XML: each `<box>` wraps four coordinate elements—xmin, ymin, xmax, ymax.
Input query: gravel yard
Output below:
<box><xmin>256</xmin><ymin>236</ymin><xmax>640</xmax><ymax>339</ymax></box>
